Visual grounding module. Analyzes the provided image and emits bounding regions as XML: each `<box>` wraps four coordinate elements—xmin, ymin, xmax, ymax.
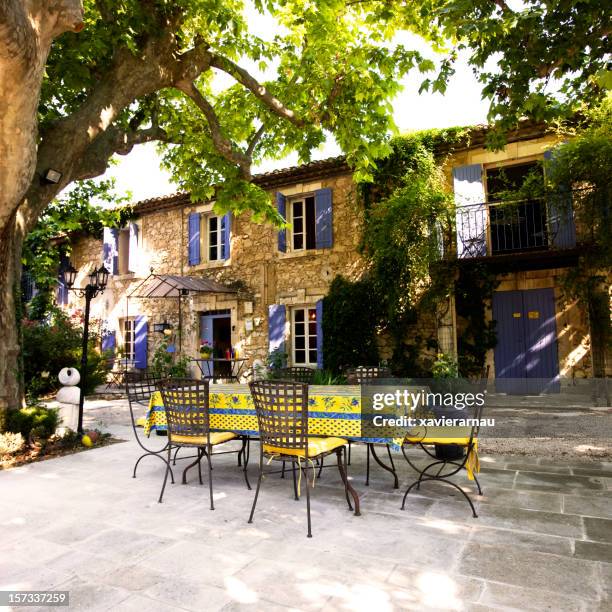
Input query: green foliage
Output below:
<box><xmin>360</xmin><ymin>132</ymin><xmax>456</xmax><ymax>372</ymax></box>
<box><xmin>150</xmin><ymin>339</ymin><xmax>191</xmax><ymax>377</ymax></box>
<box><xmin>431</xmin><ymin>1</ymin><xmax>610</xmax><ymax>145</ymax></box>
<box><xmin>455</xmin><ymin>264</ymin><xmax>498</xmax><ymax>377</ymax></box>
<box><xmin>322</xmin><ymin>276</ymin><xmax>380</xmax><ymax>374</ymax></box>
<box><xmin>22</xmin><ymin>179</ymin><xmax>132</xmax><ymax>313</ymax></box>
<box><xmin>431</xmin><ymin>353</ymin><xmax>459</xmax><ymax>379</ymax></box>
<box><xmin>311</xmin><ymin>370</ymin><xmax>347</xmax><ymax>385</ymax></box>
<box><xmin>21</xmin><ymin>307</ymin><xmax>109</xmax><ymax>398</ymax></box>
<box><xmin>266</xmin><ymin>348</ymin><xmax>287</xmax><ymax>371</ymax></box>
<box><xmin>7</xmin><ymin>406</ymin><xmax>60</xmax><ymax>441</ymax></box>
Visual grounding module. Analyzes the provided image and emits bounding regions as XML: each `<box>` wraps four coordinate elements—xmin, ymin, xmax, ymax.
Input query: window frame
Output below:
<box><xmin>203</xmin><ymin>213</ymin><xmax>226</xmax><ymax>262</ymax></box>
<box><xmin>291</xmin><ymin>305</ymin><xmax>318</xmax><ymax>367</ymax></box>
<box><xmin>122</xmin><ymin>318</ymin><xmax>136</xmax><ymax>361</ymax></box>
<box><xmin>287</xmin><ymin>194</ymin><xmax>316</xmax><ymax>252</ymax></box>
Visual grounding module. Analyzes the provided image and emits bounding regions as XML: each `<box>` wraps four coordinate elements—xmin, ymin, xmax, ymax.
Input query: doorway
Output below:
<box><xmin>492</xmin><ymin>288</ymin><xmax>560</xmax><ymax>394</ymax></box>
<box><xmin>200</xmin><ymin>309</ymin><xmax>232</xmax><ymax>378</ymax></box>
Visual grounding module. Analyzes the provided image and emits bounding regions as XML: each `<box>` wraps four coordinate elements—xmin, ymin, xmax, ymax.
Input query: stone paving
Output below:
<box><xmin>1</xmin><ymin>400</ymin><xmax>611</xmax><ymax>611</ymax></box>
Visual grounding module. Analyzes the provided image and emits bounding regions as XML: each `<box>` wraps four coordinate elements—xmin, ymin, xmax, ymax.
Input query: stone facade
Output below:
<box><xmin>65</xmin><ymin>129</ymin><xmax>606</xmax><ymax>383</ymax></box>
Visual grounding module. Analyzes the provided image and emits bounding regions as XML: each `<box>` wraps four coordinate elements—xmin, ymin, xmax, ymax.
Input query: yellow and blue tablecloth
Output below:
<box><xmin>143</xmin><ymin>384</ymin><xmax>480</xmax><ymax>478</ymax></box>
<box><xmin>145</xmin><ymin>384</ymin><xmax>382</xmax><ymax>443</ymax></box>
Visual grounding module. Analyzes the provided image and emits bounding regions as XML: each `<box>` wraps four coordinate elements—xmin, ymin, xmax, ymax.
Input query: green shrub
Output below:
<box><xmin>7</xmin><ymin>406</ymin><xmax>59</xmax><ymax>440</ymax></box>
<box><xmin>322</xmin><ymin>276</ymin><xmax>380</xmax><ymax>374</ymax></box>
<box><xmin>21</xmin><ymin>306</ymin><xmax>109</xmax><ymax>398</ymax></box>
<box><xmin>311</xmin><ymin>370</ymin><xmax>347</xmax><ymax>385</ymax></box>
<box><xmin>150</xmin><ymin>339</ymin><xmax>191</xmax><ymax>377</ymax></box>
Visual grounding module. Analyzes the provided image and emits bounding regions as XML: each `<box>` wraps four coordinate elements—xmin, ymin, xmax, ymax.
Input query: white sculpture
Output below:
<box><xmin>56</xmin><ymin>367</ymin><xmax>81</xmax><ymax>433</ymax></box>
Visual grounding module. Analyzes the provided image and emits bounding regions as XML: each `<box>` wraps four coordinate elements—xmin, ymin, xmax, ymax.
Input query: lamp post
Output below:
<box><xmin>64</xmin><ymin>264</ymin><xmax>109</xmax><ymax>434</ymax></box>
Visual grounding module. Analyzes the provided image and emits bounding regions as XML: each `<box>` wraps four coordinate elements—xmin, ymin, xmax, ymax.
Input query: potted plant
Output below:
<box><xmin>199</xmin><ymin>340</ymin><xmax>213</xmax><ymax>358</ymax></box>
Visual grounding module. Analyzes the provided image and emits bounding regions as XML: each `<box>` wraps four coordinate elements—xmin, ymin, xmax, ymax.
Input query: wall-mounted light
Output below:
<box><xmin>153</xmin><ymin>322</ymin><xmax>172</xmax><ymax>334</ymax></box>
<box><xmin>42</xmin><ymin>168</ymin><xmax>62</xmax><ymax>184</ymax></box>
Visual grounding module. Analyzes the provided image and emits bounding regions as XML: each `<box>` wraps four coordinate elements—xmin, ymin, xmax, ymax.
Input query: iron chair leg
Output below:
<box><xmin>248</xmin><ymin>452</ymin><xmax>264</xmax><ymax>524</ymax></box>
<box><xmin>305</xmin><ymin>461</ymin><xmax>312</xmax><ymax>538</ymax></box>
<box><xmin>336</xmin><ymin>447</ymin><xmax>353</xmax><ymax>512</ymax></box>
<box><xmin>292</xmin><ymin>461</ymin><xmax>299</xmax><ymax>500</ymax></box>
<box><xmin>205</xmin><ymin>444</ymin><xmax>214</xmax><ymax>510</ymax></box>
<box><xmin>158</xmin><ymin>445</ymin><xmax>173</xmax><ymax>503</ymax></box>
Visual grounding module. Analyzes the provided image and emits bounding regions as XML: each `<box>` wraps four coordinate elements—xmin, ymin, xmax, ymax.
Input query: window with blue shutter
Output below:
<box><xmin>128</xmin><ymin>223</ymin><xmax>139</xmax><ymax>273</ymax></box>
<box><xmin>276</xmin><ymin>192</ymin><xmax>287</xmax><ymax>253</ymax></box>
<box><xmin>102</xmin><ymin>227</ymin><xmax>119</xmax><ymax>274</ymax></box>
<box><xmin>316</xmin><ymin>299</ymin><xmax>324</xmax><ymax>369</ymax></box>
<box><xmin>268</xmin><ymin>304</ymin><xmax>286</xmax><ymax>355</ymax></box>
<box><xmin>453</xmin><ymin>164</ymin><xmax>487</xmax><ymax>258</ymax></box>
<box><xmin>314</xmin><ymin>188</ymin><xmax>333</xmax><ymax>249</ymax></box>
<box><xmin>544</xmin><ymin>150</ymin><xmax>576</xmax><ymax>249</ymax></box>
<box><xmin>134</xmin><ymin>316</ymin><xmax>148</xmax><ymax>369</ymax></box>
<box><xmin>188</xmin><ymin>212</ymin><xmax>201</xmax><ymax>265</ymax></box>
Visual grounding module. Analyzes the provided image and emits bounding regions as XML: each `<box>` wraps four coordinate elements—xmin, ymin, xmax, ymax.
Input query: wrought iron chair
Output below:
<box><xmin>105</xmin><ymin>357</ymin><xmax>125</xmax><ymax>390</ymax></box>
<box><xmin>345</xmin><ymin>365</ymin><xmax>398</xmax><ymax>488</ymax></box>
<box><xmin>125</xmin><ymin>371</ymin><xmax>170</xmax><ymax>480</ymax></box>
<box><xmin>157</xmin><ymin>378</ymin><xmax>249</xmax><ymax>507</ymax></box>
<box><xmin>400</xmin><ymin>368</ymin><xmax>489</xmax><ymax>517</ymax></box>
<box><xmin>248</xmin><ymin>380</ymin><xmax>359</xmax><ymax>537</ymax></box>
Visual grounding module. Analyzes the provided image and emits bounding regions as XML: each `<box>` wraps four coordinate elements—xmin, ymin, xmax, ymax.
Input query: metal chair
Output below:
<box><xmin>125</xmin><ymin>371</ymin><xmax>170</xmax><ymax>481</ymax></box>
<box><xmin>157</xmin><ymin>378</ymin><xmax>249</xmax><ymax>507</ymax></box>
<box><xmin>105</xmin><ymin>358</ymin><xmax>125</xmax><ymax>390</ymax></box>
<box><xmin>247</xmin><ymin>380</ymin><xmax>359</xmax><ymax>537</ymax></box>
<box><xmin>345</xmin><ymin>365</ymin><xmax>398</xmax><ymax>488</ymax></box>
<box><xmin>401</xmin><ymin>368</ymin><xmax>489</xmax><ymax>517</ymax></box>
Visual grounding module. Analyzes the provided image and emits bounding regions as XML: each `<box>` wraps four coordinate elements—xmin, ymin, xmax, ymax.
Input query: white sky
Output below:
<box><xmin>104</xmin><ymin>9</ymin><xmax>492</xmax><ymax>203</ymax></box>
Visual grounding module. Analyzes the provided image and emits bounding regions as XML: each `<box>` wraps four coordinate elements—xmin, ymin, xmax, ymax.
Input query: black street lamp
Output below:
<box><xmin>64</xmin><ymin>264</ymin><xmax>109</xmax><ymax>434</ymax></box>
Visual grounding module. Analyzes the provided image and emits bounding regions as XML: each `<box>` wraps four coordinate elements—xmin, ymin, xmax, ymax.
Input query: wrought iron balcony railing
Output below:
<box><xmin>455</xmin><ymin>194</ymin><xmax>576</xmax><ymax>259</ymax></box>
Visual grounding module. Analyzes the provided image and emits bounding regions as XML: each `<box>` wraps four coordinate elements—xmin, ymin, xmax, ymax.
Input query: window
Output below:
<box><xmin>206</xmin><ymin>214</ymin><xmax>226</xmax><ymax>262</ymax></box>
<box><xmin>292</xmin><ymin>306</ymin><xmax>318</xmax><ymax>366</ymax></box>
<box><xmin>118</xmin><ymin>228</ymin><xmax>130</xmax><ymax>274</ymax></box>
<box><xmin>485</xmin><ymin>161</ymin><xmax>547</xmax><ymax>253</ymax></box>
<box><xmin>290</xmin><ymin>196</ymin><xmax>316</xmax><ymax>251</ymax></box>
<box><xmin>123</xmin><ymin>319</ymin><xmax>136</xmax><ymax>361</ymax></box>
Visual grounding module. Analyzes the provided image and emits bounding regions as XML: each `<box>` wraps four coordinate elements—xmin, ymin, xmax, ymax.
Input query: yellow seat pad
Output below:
<box><xmin>263</xmin><ymin>436</ymin><xmax>347</xmax><ymax>458</ymax></box>
<box><xmin>171</xmin><ymin>432</ymin><xmax>238</xmax><ymax>446</ymax></box>
<box><xmin>405</xmin><ymin>426</ymin><xmax>474</xmax><ymax>446</ymax></box>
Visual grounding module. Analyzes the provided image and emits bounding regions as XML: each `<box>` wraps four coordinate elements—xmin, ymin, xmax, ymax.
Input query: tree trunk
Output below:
<box><xmin>0</xmin><ymin>0</ymin><xmax>84</xmax><ymax>422</ymax></box>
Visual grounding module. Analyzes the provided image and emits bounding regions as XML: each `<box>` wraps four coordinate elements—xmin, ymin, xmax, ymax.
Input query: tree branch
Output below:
<box><xmin>209</xmin><ymin>54</ymin><xmax>304</xmax><ymax>127</ymax></box>
<box><xmin>246</xmin><ymin>124</ymin><xmax>266</xmax><ymax>158</ymax></box>
<box><xmin>175</xmin><ymin>80</ymin><xmax>253</xmax><ymax>179</ymax></box>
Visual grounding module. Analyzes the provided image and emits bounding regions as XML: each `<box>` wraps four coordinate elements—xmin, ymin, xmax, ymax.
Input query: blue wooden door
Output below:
<box><xmin>493</xmin><ymin>288</ymin><xmax>560</xmax><ymax>394</ymax></box>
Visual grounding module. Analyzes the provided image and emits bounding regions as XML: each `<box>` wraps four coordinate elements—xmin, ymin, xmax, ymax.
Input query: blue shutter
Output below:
<box><xmin>314</xmin><ymin>188</ymin><xmax>333</xmax><ymax>249</ymax></box>
<box><xmin>221</xmin><ymin>212</ymin><xmax>231</xmax><ymax>260</ymax></box>
<box><xmin>544</xmin><ymin>150</ymin><xmax>576</xmax><ymax>249</ymax></box>
<box><xmin>101</xmin><ymin>330</ymin><xmax>116</xmax><ymax>355</ymax></box>
<box><xmin>102</xmin><ymin>228</ymin><xmax>119</xmax><ymax>275</ymax></box>
<box><xmin>453</xmin><ymin>164</ymin><xmax>487</xmax><ymax>258</ymax></box>
<box><xmin>276</xmin><ymin>192</ymin><xmax>287</xmax><ymax>253</ymax></box>
<box><xmin>128</xmin><ymin>223</ymin><xmax>139</xmax><ymax>272</ymax></box>
<box><xmin>268</xmin><ymin>304</ymin><xmax>286</xmax><ymax>354</ymax></box>
<box><xmin>56</xmin><ymin>253</ymin><xmax>69</xmax><ymax>306</ymax></box>
<box><xmin>188</xmin><ymin>212</ymin><xmax>201</xmax><ymax>265</ymax></box>
<box><xmin>134</xmin><ymin>316</ymin><xmax>148</xmax><ymax>369</ymax></box>
<box><xmin>316</xmin><ymin>299</ymin><xmax>324</xmax><ymax>369</ymax></box>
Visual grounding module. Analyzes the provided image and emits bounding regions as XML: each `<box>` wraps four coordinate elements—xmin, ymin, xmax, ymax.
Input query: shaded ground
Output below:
<box><xmin>1</xmin><ymin>397</ymin><xmax>610</xmax><ymax>611</ymax></box>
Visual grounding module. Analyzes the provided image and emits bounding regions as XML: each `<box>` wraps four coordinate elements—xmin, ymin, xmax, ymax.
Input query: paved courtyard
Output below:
<box><xmin>1</xmin><ymin>400</ymin><xmax>611</xmax><ymax>611</ymax></box>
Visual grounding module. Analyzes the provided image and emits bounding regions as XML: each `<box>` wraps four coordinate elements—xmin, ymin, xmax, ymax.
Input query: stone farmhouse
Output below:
<box><xmin>60</xmin><ymin>122</ymin><xmax>602</xmax><ymax>391</ymax></box>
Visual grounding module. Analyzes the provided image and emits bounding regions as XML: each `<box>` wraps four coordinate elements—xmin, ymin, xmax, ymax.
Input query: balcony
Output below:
<box><xmin>455</xmin><ymin>194</ymin><xmax>576</xmax><ymax>260</ymax></box>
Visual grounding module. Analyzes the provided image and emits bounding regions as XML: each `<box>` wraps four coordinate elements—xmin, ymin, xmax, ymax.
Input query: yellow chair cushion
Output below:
<box><xmin>405</xmin><ymin>426</ymin><xmax>475</xmax><ymax>446</ymax></box>
<box><xmin>263</xmin><ymin>436</ymin><xmax>347</xmax><ymax>458</ymax></box>
<box><xmin>171</xmin><ymin>432</ymin><xmax>238</xmax><ymax>446</ymax></box>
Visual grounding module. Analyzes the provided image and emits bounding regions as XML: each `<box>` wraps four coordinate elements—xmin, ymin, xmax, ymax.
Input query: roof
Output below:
<box><xmin>130</xmin><ymin>121</ymin><xmax>551</xmax><ymax>216</ymax></box>
<box><xmin>127</xmin><ymin>274</ymin><xmax>238</xmax><ymax>299</ymax></box>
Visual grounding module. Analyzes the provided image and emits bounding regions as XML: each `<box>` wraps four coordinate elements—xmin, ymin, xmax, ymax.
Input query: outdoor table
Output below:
<box><xmin>190</xmin><ymin>358</ymin><xmax>247</xmax><ymax>382</ymax></box>
<box><xmin>144</xmin><ymin>384</ymin><xmax>373</xmax><ymax>513</ymax></box>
